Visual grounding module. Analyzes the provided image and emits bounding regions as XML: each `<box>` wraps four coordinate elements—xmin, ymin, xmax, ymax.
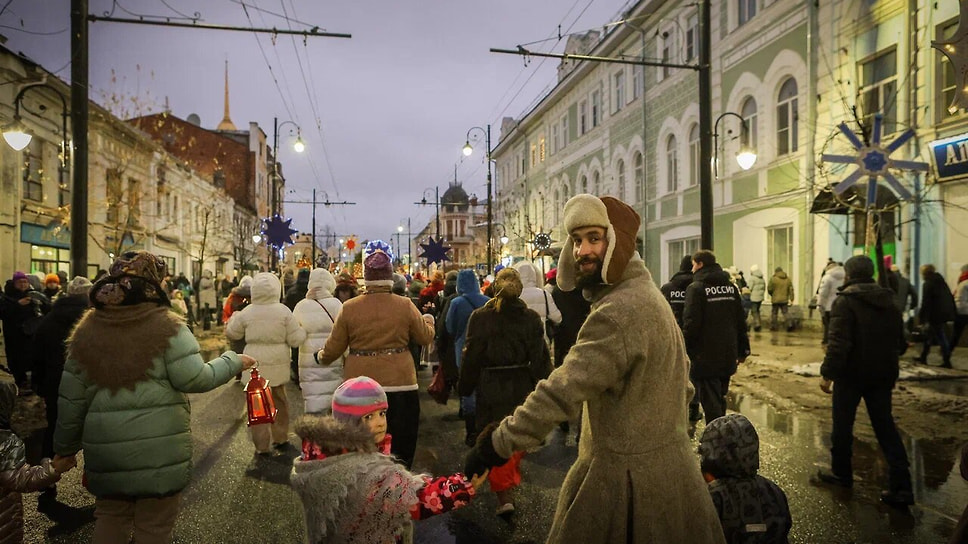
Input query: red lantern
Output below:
<box><xmin>244</xmin><ymin>368</ymin><xmax>277</xmax><ymax>426</ymax></box>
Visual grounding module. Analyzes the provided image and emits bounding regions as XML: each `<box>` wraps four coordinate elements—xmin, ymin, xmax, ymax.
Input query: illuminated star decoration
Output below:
<box><xmin>419</xmin><ymin>236</ymin><xmax>452</xmax><ymax>265</ymax></box>
<box><xmin>820</xmin><ymin>115</ymin><xmax>928</xmax><ymax>210</ymax></box>
<box><xmin>364</xmin><ymin>239</ymin><xmax>394</xmax><ymax>261</ymax></box>
<box><xmin>261</xmin><ymin>214</ymin><xmax>298</xmax><ymax>249</ymax></box>
<box><xmin>532</xmin><ymin>232</ymin><xmax>552</xmax><ymax>251</ymax></box>
<box><xmin>931</xmin><ymin>0</ymin><xmax>968</xmax><ymax>113</ymax></box>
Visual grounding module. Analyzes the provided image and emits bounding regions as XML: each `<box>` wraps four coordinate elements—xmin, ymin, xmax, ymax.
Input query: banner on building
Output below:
<box><xmin>20</xmin><ymin>222</ymin><xmax>71</xmax><ymax>249</ymax></box>
<box><xmin>929</xmin><ymin>132</ymin><xmax>968</xmax><ymax>183</ymax></box>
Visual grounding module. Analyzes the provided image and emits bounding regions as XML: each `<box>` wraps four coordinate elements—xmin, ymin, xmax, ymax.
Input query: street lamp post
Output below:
<box><xmin>269</xmin><ymin>116</ymin><xmax>304</xmax><ymax>271</ymax></box>
<box><xmin>462</xmin><ymin>125</ymin><xmax>492</xmax><ymax>273</ymax></box>
<box><xmin>713</xmin><ymin>112</ymin><xmax>757</xmax><ymax>178</ymax></box>
<box><xmin>395</xmin><ymin>225</ymin><xmax>404</xmax><ymax>267</ymax></box>
<box><xmin>271</xmin><ymin>117</ymin><xmax>304</xmax><ymax>217</ymax></box>
<box><xmin>417</xmin><ymin>187</ymin><xmax>441</xmax><ymax>238</ymax></box>
<box><xmin>2</xmin><ymin>82</ymin><xmax>74</xmax><ymax>270</ymax></box>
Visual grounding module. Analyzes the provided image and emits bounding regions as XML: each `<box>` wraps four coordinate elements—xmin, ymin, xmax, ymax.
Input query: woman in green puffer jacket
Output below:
<box><xmin>53</xmin><ymin>251</ymin><xmax>255</xmax><ymax>544</ymax></box>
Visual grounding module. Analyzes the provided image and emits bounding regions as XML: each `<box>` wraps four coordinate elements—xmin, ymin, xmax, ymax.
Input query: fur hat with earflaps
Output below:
<box><xmin>557</xmin><ymin>194</ymin><xmax>641</xmax><ymax>292</ymax></box>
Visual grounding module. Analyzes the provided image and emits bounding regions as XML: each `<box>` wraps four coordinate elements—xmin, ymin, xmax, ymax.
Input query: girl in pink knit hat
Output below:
<box><xmin>292</xmin><ymin>376</ymin><xmax>486</xmax><ymax>544</ymax></box>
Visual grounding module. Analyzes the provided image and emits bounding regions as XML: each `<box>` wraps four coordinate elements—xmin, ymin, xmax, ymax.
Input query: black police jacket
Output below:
<box><xmin>682</xmin><ymin>263</ymin><xmax>750</xmax><ymax>379</ymax></box>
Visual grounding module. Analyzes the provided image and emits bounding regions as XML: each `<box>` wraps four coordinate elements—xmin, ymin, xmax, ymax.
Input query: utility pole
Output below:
<box><xmin>70</xmin><ymin>0</ymin><xmax>88</xmax><ymax>277</ymax></box>
<box><xmin>698</xmin><ymin>0</ymin><xmax>713</xmax><ymax>249</ymax></box>
<box><xmin>279</xmin><ymin>193</ymin><xmax>355</xmax><ymax>267</ymax></box>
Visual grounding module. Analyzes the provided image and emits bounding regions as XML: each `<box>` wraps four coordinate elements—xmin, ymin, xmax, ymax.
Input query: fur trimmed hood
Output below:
<box><xmin>67</xmin><ymin>303</ymin><xmax>183</xmax><ymax>391</ymax></box>
<box><xmin>293</xmin><ymin>414</ymin><xmax>376</xmax><ymax>455</ymax></box>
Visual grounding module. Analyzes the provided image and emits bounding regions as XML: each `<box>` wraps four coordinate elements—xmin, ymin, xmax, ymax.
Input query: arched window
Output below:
<box><xmin>777</xmin><ymin>78</ymin><xmax>798</xmax><ymax>155</ymax></box>
<box><xmin>592</xmin><ymin>171</ymin><xmax>601</xmax><ymax>195</ymax></box>
<box><xmin>665</xmin><ymin>135</ymin><xmax>679</xmax><ymax>193</ymax></box>
<box><xmin>617</xmin><ymin>159</ymin><xmax>626</xmax><ymax>201</ymax></box>
<box><xmin>580</xmin><ymin>175</ymin><xmax>588</xmax><ymax>194</ymax></box>
<box><xmin>554</xmin><ymin>188</ymin><xmax>561</xmax><ymax>224</ymax></box>
<box><xmin>741</xmin><ymin>97</ymin><xmax>758</xmax><ymax>153</ymax></box>
<box><xmin>634</xmin><ymin>152</ymin><xmax>644</xmax><ymax>202</ymax></box>
<box><xmin>688</xmin><ymin>124</ymin><xmax>700</xmax><ymax>187</ymax></box>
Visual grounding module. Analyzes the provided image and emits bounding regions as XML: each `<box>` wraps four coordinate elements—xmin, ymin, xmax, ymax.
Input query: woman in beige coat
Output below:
<box><xmin>316</xmin><ymin>249</ymin><xmax>434</xmax><ymax>469</ymax></box>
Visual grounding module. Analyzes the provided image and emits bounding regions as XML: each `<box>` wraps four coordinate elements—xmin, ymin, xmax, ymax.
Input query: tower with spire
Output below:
<box><xmin>216</xmin><ymin>60</ymin><xmax>237</xmax><ymax>131</ymax></box>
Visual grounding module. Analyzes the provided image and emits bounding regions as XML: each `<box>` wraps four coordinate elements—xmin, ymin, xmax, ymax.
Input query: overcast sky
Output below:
<box><xmin>2</xmin><ymin>0</ymin><xmax>631</xmax><ymax>250</ymax></box>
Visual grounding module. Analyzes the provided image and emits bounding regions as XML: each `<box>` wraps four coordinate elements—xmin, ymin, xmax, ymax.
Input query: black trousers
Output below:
<box><xmin>386</xmin><ymin>390</ymin><xmax>420</xmax><ymax>469</ymax></box>
<box><xmin>830</xmin><ymin>380</ymin><xmax>911</xmax><ymax>492</ymax></box>
<box><xmin>694</xmin><ymin>376</ymin><xmax>731</xmax><ymax>424</ymax></box>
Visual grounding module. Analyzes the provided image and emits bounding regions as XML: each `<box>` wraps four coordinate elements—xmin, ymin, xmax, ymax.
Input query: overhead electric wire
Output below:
<box><xmin>488</xmin><ymin>0</ymin><xmax>599</xmax><ymax>129</ymax></box>
<box><xmin>239</xmin><ymin>2</ymin><xmax>295</xmax><ymax>120</ymax></box>
<box><xmin>282</xmin><ymin>0</ymin><xmax>343</xmax><ymax>203</ymax></box>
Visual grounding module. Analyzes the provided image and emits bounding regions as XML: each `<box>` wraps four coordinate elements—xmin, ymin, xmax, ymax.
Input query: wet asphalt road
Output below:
<box><xmin>22</xmin><ymin>364</ymin><xmax>968</xmax><ymax>543</ymax></box>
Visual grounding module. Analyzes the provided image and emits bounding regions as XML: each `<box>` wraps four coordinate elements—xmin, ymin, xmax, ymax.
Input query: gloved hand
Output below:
<box><xmin>463</xmin><ymin>422</ymin><xmax>509</xmax><ymax>479</ymax></box>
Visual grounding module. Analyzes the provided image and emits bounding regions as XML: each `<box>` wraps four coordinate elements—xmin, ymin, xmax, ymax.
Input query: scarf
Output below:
<box><xmin>67</xmin><ymin>303</ymin><xmax>182</xmax><ymax>392</ymax></box>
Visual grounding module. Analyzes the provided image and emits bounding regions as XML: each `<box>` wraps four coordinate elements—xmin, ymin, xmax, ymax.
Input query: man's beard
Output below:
<box><xmin>574</xmin><ymin>257</ymin><xmax>604</xmax><ymax>288</ymax></box>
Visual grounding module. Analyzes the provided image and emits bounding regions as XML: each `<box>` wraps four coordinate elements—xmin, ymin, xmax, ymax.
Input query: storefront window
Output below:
<box><xmin>30</xmin><ymin>245</ymin><xmax>70</xmax><ymax>275</ymax></box>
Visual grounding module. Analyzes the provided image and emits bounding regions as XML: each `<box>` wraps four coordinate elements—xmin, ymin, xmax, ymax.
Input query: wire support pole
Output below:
<box><xmin>87</xmin><ymin>15</ymin><xmax>352</xmax><ymax>38</ymax></box>
<box><xmin>489</xmin><ymin>48</ymin><xmax>698</xmax><ymax>71</ymax></box>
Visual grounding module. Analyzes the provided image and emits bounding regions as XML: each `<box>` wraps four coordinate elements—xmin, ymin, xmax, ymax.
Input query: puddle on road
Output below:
<box><xmin>727</xmin><ymin>392</ymin><xmax>967</xmax><ymax>525</ymax></box>
<box><xmin>910</xmin><ymin>379</ymin><xmax>968</xmax><ymax>397</ymax></box>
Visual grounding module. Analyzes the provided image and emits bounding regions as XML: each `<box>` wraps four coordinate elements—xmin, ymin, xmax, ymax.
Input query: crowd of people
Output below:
<box><xmin>0</xmin><ymin>191</ymin><xmax>967</xmax><ymax>542</ymax></box>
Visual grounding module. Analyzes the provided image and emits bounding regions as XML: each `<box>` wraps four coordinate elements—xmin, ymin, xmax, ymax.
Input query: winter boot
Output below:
<box><xmin>464</xmin><ymin>416</ymin><xmax>477</xmax><ymax>447</ymax></box>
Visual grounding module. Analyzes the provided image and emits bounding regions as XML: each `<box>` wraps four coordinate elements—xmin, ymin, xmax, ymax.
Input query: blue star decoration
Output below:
<box><xmin>419</xmin><ymin>236</ymin><xmax>452</xmax><ymax>265</ymax></box>
<box><xmin>261</xmin><ymin>215</ymin><xmax>298</xmax><ymax>249</ymax></box>
<box><xmin>365</xmin><ymin>239</ymin><xmax>394</xmax><ymax>261</ymax></box>
<box><xmin>820</xmin><ymin>114</ymin><xmax>928</xmax><ymax>209</ymax></box>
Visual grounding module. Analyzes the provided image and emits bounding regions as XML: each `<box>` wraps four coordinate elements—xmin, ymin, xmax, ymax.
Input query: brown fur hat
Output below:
<box><xmin>557</xmin><ymin>194</ymin><xmax>641</xmax><ymax>291</ymax></box>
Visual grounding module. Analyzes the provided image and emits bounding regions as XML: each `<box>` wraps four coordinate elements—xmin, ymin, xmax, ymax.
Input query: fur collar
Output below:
<box><xmin>67</xmin><ymin>303</ymin><xmax>183</xmax><ymax>392</ymax></box>
<box><xmin>293</xmin><ymin>414</ymin><xmax>377</xmax><ymax>455</ymax></box>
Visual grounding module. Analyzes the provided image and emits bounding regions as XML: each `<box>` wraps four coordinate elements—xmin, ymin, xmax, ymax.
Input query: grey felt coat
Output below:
<box><xmin>491</xmin><ymin>256</ymin><xmax>726</xmax><ymax>544</ymax></box>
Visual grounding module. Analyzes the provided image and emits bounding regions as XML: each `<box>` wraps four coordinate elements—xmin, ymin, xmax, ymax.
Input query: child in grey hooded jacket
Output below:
<box><xmin>699</xmin><ymin>414</ymin><xmax>792</xmax><ymax>543</ymax></box>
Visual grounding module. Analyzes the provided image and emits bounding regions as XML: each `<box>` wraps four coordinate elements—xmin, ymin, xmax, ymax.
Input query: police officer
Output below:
<box><xmin>661</xmin><ymin>255</ymin><xmax>700</xmax><ymax>422</ymax></box>
<box><xmin>682</xmin><ymin>250</ymin><xmax>750</xmax><ymax>424</ymax></box>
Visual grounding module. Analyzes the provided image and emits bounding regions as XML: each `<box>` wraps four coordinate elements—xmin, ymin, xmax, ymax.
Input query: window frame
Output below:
<box><xmin>613</xmin><ymin>70</ymin><xmax>626</xmax><ymax>113</ymax></box>
<box><xmin>22</xmin><ymin>140</ymin><xmax>44</xmax><ymax>202</ymax></box>
<box><xmin>617</xmin><ymin>159</ymin><xmax>626</xmax><ymax>201</ymax></box>
<box><xmin>738</xmin><ymin>0</ymin><xmax>757</xmax><ymax>26</ymax></box>
<box><xmin>634</xmin><ymin>152</ymin><xmax>645</xmax><ymax>203</ymax></box>
<box><xmin>665</xmin><ymin>134</ymin><xmax>679</xmax><ymax>194</ymax></box>
<box><xmin>857</xmin><ymin>47</ymin><xmax>898</xmax><ymax>135</ymax></box>
<box><xmin>776</xmin><ymin>78</ymin><xmax>799</xmax><ymax>156</ymax></box>
<box><xmin>688</xmin><ymin>124</ymin><xmax>700</xmax><ymax>187</ymax></box>
<box><xmin>938</xmin><ymin>18</ymin><xmax>965</xmax><ymax>121</ymax></box>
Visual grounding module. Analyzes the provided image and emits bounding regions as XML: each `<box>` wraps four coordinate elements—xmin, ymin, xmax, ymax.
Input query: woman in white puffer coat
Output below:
<box><xmin>292</xmin><ymin>268</ymin><xmax>344</xmax><ymax>413</ymax></box>
<box><xmin>225</xmin><ymin>272</ymin><xmax>306</xmax><ymax>453</ymax></box>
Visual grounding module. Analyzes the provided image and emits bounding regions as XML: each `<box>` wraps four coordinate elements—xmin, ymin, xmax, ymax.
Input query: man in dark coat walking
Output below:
<box><xmin>917</xmin><ymin>264</ymin><xmax>956</xmax><ymax>368</ymax></box>
<box><xmin>682</xmin><ymin>250</ymin><xmax>750</xmax><ymax>424</ymax></box>
<box><xmin>31</xmin><ymin>276</ymin><xmax>92</xmax><ymax>513</ymax></box>
<box><xmin>284</xmin><ymin>268</ymin><xmax>311</xmax><ymax>384</ymax></box>
<box><xmin>661</xmin><ymin>255</ymin><xmax>699</xmax><ymax>422</ymax></box>
<box><xmin>661</xmin><ymin>256</ymin><xmax>694</xmax><ymax>328</ymax></box>
<box><xmin>1</xmin><ymin>272</ymin><xmax>49</xmax><ymax>392</ymax></box>
<box><xmin>816</xmin><ymin>255</ymin><xmax>913</xmax><ymax>507</ymax></box>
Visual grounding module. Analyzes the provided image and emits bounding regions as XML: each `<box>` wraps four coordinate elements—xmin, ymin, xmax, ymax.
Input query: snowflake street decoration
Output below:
<box><xmin>932</xmin><ymin>0</ymin><xmax>968</xmax><ymax>113</ymax></box>
<box><xmin>532</xmin><ymin>232</ymin><xmax>552</xmax><ymax>251</ymax></box>
<box><xmin>261</xmin><ymin>215</ymin><xmax>298</xmax><ymax>249</ymax></box>
<box><xmin>419</xmin><ymin>236</ymin><xmax>452</xmax><ymax>265</ymax></box>
<box><xmin>364</xmin><ymin>239</ymin><xmax>394</xmax><ymax>261</ymax></box>
<box><xmin>820</xmin><ymin>115</ymin><xmax>928</xmax><ymax>209</ymax></box>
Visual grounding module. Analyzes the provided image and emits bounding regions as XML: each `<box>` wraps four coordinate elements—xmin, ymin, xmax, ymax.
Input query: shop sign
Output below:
<box><xmin>930</xmin><ymin>132</ymin><xmax>968</xmax><ymax>183</ymax></box>
<box><xmin>20</xmin><ymin>222</ymin><xmax>71</xmax><ymax>249</ymax></box>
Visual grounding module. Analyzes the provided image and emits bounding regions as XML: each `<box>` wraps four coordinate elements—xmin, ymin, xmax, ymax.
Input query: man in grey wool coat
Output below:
<box><xmin>465</xmin><ymin>193</ymin><xmax>726</xmax><ymax>544</ymax></box>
